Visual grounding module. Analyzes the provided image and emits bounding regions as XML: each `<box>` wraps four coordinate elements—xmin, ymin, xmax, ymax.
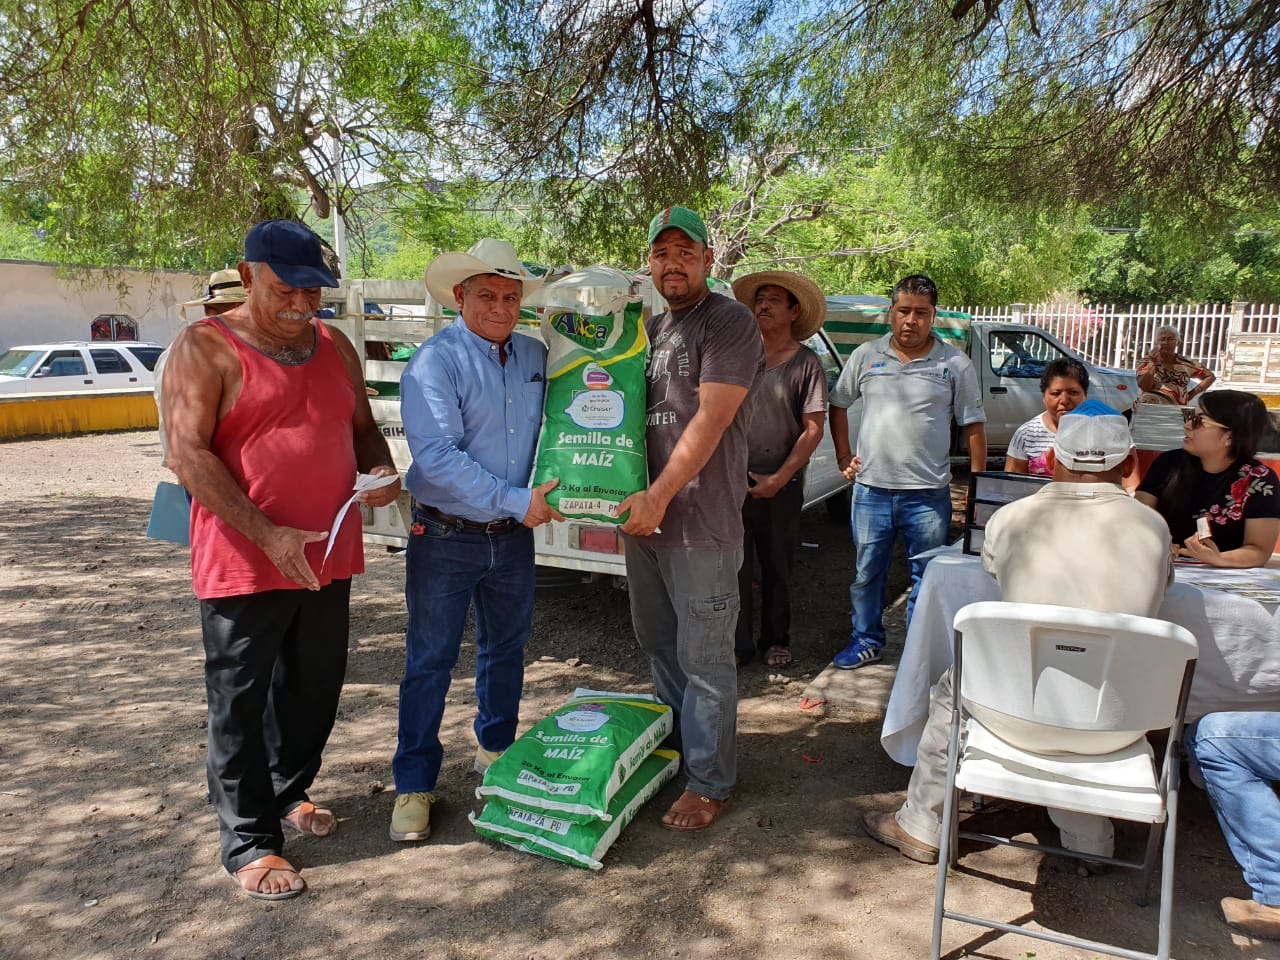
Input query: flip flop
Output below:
<box><xmin>661</xmin><ymin>790</ymin><xmax>730</xmax><ymax>832</ymax></box>
<box><xmin>764</xmin><ymin>645</ymin><xmax>794</xmax><ymax>667</ymax></box>
<box><xmin>281</xmin><ymin>801</ymin><xmax>336</xmax><ymax>837</ymax></box>
<box><xmin>232</xmin><ymin>855</ymin><xmax>306</xmax><ymax>901</ymax></box>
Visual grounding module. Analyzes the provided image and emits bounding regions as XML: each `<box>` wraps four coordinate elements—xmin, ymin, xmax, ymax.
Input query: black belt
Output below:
<box><xmin>416</xmin><ymin>502</ymin><xmax>519</xmax><ymax>534</ymax></box>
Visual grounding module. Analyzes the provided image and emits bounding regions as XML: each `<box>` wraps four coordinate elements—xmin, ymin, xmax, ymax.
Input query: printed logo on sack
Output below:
<box><xmin>555</xmin><ymin>703</ymin><xmax>612</xmax><ymax>733</ymax></box>
<box><xmin>549</xmin><ymin>311</ymin><xmax>611</xmax><ymax>348</ymax></box>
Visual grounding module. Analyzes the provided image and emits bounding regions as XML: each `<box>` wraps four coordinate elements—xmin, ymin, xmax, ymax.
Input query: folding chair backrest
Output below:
<box><xmin>953</xmin><ymin>601</ymin><xmax>1198</xmax><ymax>755</ymax></box>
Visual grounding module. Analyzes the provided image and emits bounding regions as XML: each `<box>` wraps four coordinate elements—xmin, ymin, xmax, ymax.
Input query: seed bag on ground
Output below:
<box><xmin>526</xmin><ymin>267</ymin><xmax>649</xmax><ymax>524</ymax></box>
<box><xmin>476</xmin><ymin>689</ymin><xmax>673</xmax><ymax>823</ymax></box>
<box><xmin>470</xmin><ymin>748</ymin><xmax>679</xmax><ymax>870</ymax></box>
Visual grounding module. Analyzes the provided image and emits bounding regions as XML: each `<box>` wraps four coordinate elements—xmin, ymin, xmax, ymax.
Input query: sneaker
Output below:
<box><xmin>862</xmin><ymin>811</ymin><xmax>939</xmax><ymax>864</ymax></box>
<box><xmin>389</xmin><ymin>791</ymin><xmax>435</xmax><ymax>842</ymax></box>
<box><xmin>1222</xmin><ymin>897</ymin><xmax>1280</xmax><ymax>939</ymax></box>
<box><xmin>474</xmin><ymin>746</ymin><xmax>504</xmax><ymax>775</ymax></box>
<box><xmin>833</xmin><ymin>638</ymin><xmax>882</xmax><ymax>669</ymax></box>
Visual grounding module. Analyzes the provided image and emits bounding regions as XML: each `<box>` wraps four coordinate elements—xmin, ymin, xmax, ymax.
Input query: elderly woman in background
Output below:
<box><xmin>1136</xmin><ymin>390</ymin><xmax>1280</xmax><ymax>568</ymax></box>
<box><xmin>1004</xmin><ymin>357</ymin><xmax>1089</xmax><ymax>476</ymax></box>
<box><xmin>1137</xmin><ymin>324</ymin><xmax>1216</xmax><ymax>405</ymax></box>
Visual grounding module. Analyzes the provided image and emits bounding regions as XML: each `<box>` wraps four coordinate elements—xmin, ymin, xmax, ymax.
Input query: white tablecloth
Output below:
<box><xmin>880</xmin><ymin>549</ymin><xmax>1280</xmax><ymax>765</ymax></box>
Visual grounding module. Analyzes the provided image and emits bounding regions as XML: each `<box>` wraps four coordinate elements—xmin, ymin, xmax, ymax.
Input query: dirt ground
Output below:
<box><xmin>0</xmin><ymin>430</ymin><xmax>1276</xmax><ymax>960</ymax></box>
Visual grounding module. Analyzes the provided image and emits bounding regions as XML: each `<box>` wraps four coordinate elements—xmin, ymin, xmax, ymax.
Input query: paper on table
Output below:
<box><xmin>323</xmin><ymin>472</ymin><xmax>400</xmax><ymax>565</ymax></box>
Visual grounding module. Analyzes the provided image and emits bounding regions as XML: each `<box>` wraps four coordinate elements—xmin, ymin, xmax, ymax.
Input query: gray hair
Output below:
<box><xmin>1155</xmin><ymin>324</ymin><xmax>1181</xmax><ymax>342</ymax></box>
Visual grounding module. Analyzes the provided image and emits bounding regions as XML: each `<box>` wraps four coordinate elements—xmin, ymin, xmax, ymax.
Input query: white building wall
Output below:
<box><xmin>0</xmin><ymin>260</ymin><xmax>206</xmax><ymax>352</ymax></box>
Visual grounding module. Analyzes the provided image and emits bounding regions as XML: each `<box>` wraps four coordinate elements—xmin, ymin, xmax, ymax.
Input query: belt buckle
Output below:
<box><xmin>484</xmin><ymin>518</ymin><xmax>510</xmax><ymax>533</ymax></box>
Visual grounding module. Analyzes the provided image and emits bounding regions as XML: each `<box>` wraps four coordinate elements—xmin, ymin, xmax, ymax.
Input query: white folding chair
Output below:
<box><xmin>931</xmin><ymin>600</ymin><xmax>1198</xmax><ymax>960</ymax></box>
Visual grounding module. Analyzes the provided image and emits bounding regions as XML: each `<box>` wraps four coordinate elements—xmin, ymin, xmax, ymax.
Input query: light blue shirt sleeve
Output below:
<box><xmin>950</xmin><ymin>353</ymin><xmax>986</xmax><ymax>426</ymax></box>
<box><xmin>400</xmin><ymin>324</ymin><xmax>544</xmax><ymax>522</ymax></box>
<box><xmin>830</xmin><ymin>342</ymin><xmax>870</xmax><ymax>409</ymax></box>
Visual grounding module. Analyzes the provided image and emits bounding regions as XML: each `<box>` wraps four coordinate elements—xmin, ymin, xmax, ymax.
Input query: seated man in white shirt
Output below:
<box><xmin>864</xmin><ymin>400</ymin><xmax>1173</xmax><ymax>864</ymax></box>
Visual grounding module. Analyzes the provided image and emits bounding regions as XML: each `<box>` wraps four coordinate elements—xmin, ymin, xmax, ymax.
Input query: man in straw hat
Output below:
<box><xmin>618</xmin><ymin>206</ymin><xmax>764</xmax><ymax>832</ymax></box>
<box><xmin>865</xmin><ymin>401</ymin><xmax>1170</xmax><ymax>866</ymax></box>
<box><xmin>164</xmin><ymin>219</ymin><xmax>400</xmax><ymax>900</ymax></box>
<box><xmin>729</xmin><ymin>271</ymin><xmax>829</xmax><ymax>669</ymax></box>
<box><xmin>390</xmin><ymin>238</ymin><xmax>563</xmax><ymax>843</ymax></box>
<box><xmin>828</xmin><ymin>274</ymin><xmax>986</xmax><ymax>670</ymax></box>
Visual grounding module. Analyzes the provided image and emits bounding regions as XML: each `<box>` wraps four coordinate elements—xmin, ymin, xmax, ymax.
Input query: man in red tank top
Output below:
<box><xmin>162</xmin><ymin>220</ymin><xmax>400</xmax><ymax>901</ymax></box>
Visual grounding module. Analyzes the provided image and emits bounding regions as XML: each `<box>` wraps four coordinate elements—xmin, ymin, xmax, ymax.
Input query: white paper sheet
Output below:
<box><xmin>323</xmin><ymin>472</ymin><xmax>400</xmax><ymax>565</ymax></box>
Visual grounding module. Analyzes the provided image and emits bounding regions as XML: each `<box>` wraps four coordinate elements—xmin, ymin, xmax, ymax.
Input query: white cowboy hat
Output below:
<box><xmin>731</xmin><ymin>270</ymin><xmax>827</xmax><ymax>341</ymax></box>
<box><xmin>425</xmin><ymin>238</ymin><xmax>543</xmax><ymax>307</ymax></box>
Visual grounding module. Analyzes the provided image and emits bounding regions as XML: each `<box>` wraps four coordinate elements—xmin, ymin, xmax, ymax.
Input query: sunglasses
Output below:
<box><xmin>1182</xmin><ymin>409</ymin><xmax>1229</xmax><ymax>430</ymax></box>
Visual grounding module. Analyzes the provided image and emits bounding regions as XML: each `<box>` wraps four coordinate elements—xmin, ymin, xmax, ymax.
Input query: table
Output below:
<box><xmin>880</xmin><ymin>548</ymin><xmax>1280</xmax><ymax>765</ymax></box>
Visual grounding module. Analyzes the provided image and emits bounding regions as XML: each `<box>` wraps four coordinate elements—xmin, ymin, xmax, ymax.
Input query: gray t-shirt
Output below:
<box><xmin>747</xmin><ymin>346</ymin><xmax>829</xmax><ymax>475</ymax></box>
<box><xmin>642</xmin><ymin>292</ymin><xmax>765</xmax><ymax>547</ymax></box>
<box><xmin>829</xmin><ymin>332</ymin><xmax>984</xmax><ymax>489</ymax></box>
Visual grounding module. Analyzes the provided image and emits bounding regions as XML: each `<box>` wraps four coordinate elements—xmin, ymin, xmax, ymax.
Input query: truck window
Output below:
<box><xmin>803</xmin><ymin>333</ymin><xmax>844</xmax><ymax>392</ymax></box>
<box><xmin>988</xmin><ymin>330</ymin><xmax>1065</xmax><ymax>380</ymax></box>
<box><xmin>37</xmin><ymin>350</ymin><xmax>87</xmax><ymax>377</ymax></box>
<box><xmin>124</xmin><ymin>346</ymin><xmax>164</xmax><ymax>371</ymax></box>
<box><xmin>90</xmin><ymin>348</ymin><xmax>132</xmax><ymax>374</ymax></box>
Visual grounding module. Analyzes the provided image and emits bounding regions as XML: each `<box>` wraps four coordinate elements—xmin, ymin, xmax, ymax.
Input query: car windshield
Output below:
<box><xmin>0</xmin><ymin>349</ymin><xmax>45</xmax><ymax>377</ymax></box>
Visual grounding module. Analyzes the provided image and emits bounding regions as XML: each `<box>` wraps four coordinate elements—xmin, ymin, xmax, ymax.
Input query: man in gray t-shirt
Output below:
<box><xmin>619</xmin><ymin>206</ymin><xmax>764</xmax><ymax>832</ymax></box>
<box><xmin>828</xmin><ymin>275</ymin><xmax>986</xmax><ymax>669</ymax></box>
<box><xmin>730</xmin><ymin>271</ymin><xmax>829</xmax><ymax>668</ymax></box>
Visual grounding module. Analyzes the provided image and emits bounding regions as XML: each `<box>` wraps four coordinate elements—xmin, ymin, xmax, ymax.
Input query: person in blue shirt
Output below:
<box><xmin>389</xmin><ymin>239</ymin><xmax>563</xmax><ymax>843</ymax></box>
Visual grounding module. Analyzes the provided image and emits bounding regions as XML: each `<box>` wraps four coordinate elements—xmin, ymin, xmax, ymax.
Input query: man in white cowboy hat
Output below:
<box><xmin>389</xmin><ymin>237</ymin><xmax>564</xmax><ymax>843</ymax></box>
<box><xmin>729</xmin><ymin>271</ymin><xmax>829</xmax><ymax>668</ymax></box>
<box><xmin>155</xmin><ymin>268</ymin><xmax>249</xmax><ymax>467</ymax></box>
<box><xmin>618</xmin><ymin>206</ymin><xmax>764</xmax><ymax>832</ymax></box>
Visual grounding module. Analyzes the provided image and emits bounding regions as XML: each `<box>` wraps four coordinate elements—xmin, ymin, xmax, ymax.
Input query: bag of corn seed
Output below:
<box><xmin>475</xmin><ymin>689</ymin><xmax>673</xmax><ymax>823</ymax></box>
<box><xmin>470</xmin><ymin>748</ymin><xmax>679</xmax><ymax>870</ymax></box>
<box><xmin>527</xmin><ymin>267</ymin><xmax>649</xmax><ymax>524</ymax></box>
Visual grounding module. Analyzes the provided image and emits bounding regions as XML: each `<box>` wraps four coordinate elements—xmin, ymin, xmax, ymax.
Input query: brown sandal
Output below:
<box><xmin>661</xmin><ymin>790</ymin><xmax>730</xmax><ymax>832</ymax></box>
<box><xmin>232</xmin><ymin>854</ymin><xmax>306</xmax><ymax>900</ymax></box>
<box><xmin>765</xmin><ymin>645</ymin><xmax>794</xmax><ymax>667</ymax></box>
<box><xmin>281</xmin><ymin>801</ymin><xmax>336</xmax><ymax>837</ymax></box>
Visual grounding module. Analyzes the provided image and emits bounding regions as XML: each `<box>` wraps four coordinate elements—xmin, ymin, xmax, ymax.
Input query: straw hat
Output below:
<box><xmin>731</xmin><ymin>271</ymin><xmax>827</xmax><ymax>341</ymax></box>
<box><xmin>183</xmin><ymin>268</ymin><xmax>247</xmax><ymax>308</ymax></box>
<box><xmin>425</xmin><ymin>238</ymin><xmax>543</xmax><ymax>307</ymax></box>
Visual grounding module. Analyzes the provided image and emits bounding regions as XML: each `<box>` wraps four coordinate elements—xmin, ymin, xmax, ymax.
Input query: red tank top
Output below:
<box><xmin>190</xmin><ymin>318</ymin><xmax>364</xmax><ymax>599</ymax></box>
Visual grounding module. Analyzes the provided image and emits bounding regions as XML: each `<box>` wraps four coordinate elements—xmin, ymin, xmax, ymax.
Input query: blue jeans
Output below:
<box><xmin>1187</xmin><ymin>712</ymin><xmax>1280</xmax><ymax>905</ymax></box>
<box><xmin>392</xmin><ymin>510</ymin><xmax>535</xmax><ymax>794</ymax></box>
<box><xmin>624</xmin><ymin>540</ymin><xmax>741</xmax><ymax>800</ymax></box>
<box><xmin>849</xmin><ymin>483</ymin><xmax>951</xmax><ymax>650</ymax></box>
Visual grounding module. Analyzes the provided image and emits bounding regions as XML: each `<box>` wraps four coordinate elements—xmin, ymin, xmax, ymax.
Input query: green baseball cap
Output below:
<box><xmin>648</xmin><ymin>206</ymin><xmax>709</xmax><ymax>246</ymax></box>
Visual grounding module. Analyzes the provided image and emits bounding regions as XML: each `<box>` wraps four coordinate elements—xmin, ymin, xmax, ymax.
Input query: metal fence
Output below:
<box><xmin>953</xmin><ymin>302</ymin><xmax>1280</xmax><ymax>374</ymax></box>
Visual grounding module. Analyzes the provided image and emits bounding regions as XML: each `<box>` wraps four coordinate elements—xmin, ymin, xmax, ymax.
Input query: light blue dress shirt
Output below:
<box><xmin>401</xmin><ymin>321</ymin><xmax>547</xmax><ymax>522</ymax></box>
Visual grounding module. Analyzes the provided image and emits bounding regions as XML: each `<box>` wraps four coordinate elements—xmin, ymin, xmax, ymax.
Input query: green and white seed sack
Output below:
<box><xmin>471</xmin><ymin>748</ymin><xmax>679</xmax><ymax>870</ymax></box>
<box><xmin>526</xmin><ymin>267</ymin><xmax>649</xmax><ymax>524</ymax></box>
<box><xmin>476</xmin><ymin>689</ymin><xmax>673</xmax><ymax>823</ymax></box>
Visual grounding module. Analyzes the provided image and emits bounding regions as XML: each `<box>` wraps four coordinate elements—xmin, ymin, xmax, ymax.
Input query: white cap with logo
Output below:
<box><xmin>1052</xmin><ymin>399</ymin><xmax>1134</xmax><ymax>472</ymax></box>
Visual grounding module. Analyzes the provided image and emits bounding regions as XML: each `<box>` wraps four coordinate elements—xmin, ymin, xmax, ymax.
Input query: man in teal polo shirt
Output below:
<box><xmin>828</xmin><ymin>275</ymin><xmax>986</xmax><ymax>668</ymax></box>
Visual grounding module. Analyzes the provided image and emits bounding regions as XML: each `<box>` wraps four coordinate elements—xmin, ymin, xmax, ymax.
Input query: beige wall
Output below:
<box><xmin>0</xmin><ymin>260</ymin><xmax>207</xmax><ymax>352</ymax></box>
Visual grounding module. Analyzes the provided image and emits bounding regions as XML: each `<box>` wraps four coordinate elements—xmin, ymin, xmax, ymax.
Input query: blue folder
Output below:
<box><xmin>147</xmin><ymin>481</ymin><xmax>191</xmax><ymax>546</ymax></box>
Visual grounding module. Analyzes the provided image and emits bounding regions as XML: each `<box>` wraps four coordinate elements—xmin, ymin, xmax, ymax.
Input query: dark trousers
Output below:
<box><xmin>736</xmin><ymin>477</ymin><xmax>803</xmax><ymax>661</ymax></box>
<box><xmin>200</xmin><ymin>580</ymin><xmax>351</xmax><ymax>874</ymax></box>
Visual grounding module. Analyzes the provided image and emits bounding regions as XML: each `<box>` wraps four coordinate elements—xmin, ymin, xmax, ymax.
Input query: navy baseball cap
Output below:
<box><xmin>244</xmin><ymin>220</ymin><xmax>339</xmax><ymax>289</ymax></box>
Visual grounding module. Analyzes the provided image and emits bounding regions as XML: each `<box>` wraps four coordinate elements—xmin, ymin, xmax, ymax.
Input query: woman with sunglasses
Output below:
<box><xmin>1136</xmin><ymin>390</ymin><xmax>1280</xmax><ymax>567</ymax></box>
<box><xmin>1004</xmin><ymin>358</ymin><xmax>1089</xmax><ymax>476</ymax></box>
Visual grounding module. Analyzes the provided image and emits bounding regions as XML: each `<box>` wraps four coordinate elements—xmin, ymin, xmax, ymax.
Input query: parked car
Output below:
<box><xmin>0</xmin><ymin>341</ymin><xmax>163</xmax><ymax>395</ymax></box>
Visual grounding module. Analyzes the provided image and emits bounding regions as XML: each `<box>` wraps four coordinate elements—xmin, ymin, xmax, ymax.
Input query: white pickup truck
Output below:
<box><xmin>326</xmin><ymin>281</ymin><xmax>1138</xmax><ymax>579</ymax></box>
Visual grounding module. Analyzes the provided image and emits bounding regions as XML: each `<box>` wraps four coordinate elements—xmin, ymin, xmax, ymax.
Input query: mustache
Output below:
<box><xmin>276</xmin><ymin>311</ymin><xmax>312</xmax><ymax>321</ymax></box>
